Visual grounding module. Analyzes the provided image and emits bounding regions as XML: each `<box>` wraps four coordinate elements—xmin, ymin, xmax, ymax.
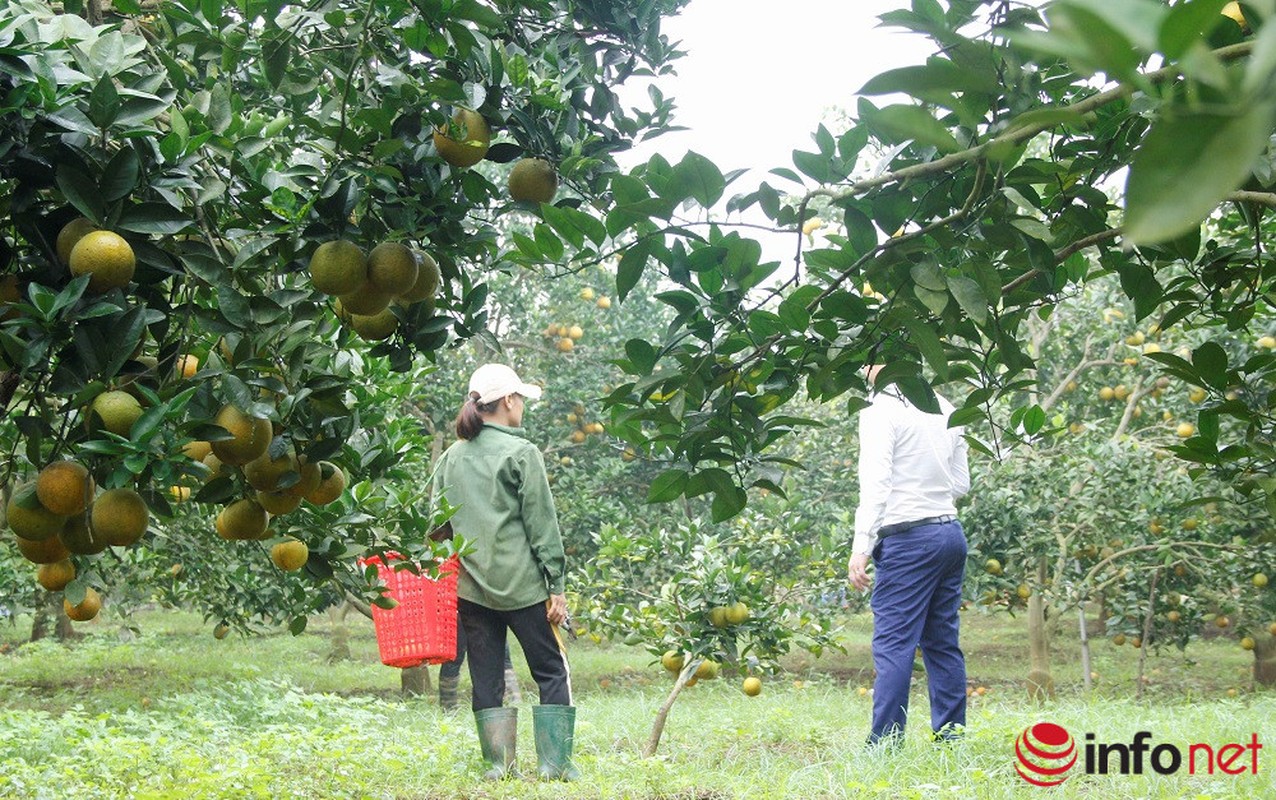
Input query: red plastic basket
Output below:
<box><xmin>360</xmin><ymin>553</ymin><xmax>459</xmax><ymax>668</ymax></box>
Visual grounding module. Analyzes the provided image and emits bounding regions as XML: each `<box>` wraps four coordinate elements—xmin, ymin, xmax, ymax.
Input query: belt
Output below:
<box><xmin>877</xmin><ymin>515</ymin><xmax>956</xmax><ymax>539</ymax></box>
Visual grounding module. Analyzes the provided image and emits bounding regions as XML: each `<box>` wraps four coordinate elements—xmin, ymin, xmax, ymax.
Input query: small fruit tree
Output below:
<box><xmin>575</xmin><ymin>514</ymin><xmax>843</xmax><ymax>757</ymax></box>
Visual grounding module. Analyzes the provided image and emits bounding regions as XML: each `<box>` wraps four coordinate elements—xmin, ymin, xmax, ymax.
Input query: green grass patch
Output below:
<box><xmin>0</xmin><ymin>609</ymin><xmax>1271</xmax><ymax>798</ymax></box>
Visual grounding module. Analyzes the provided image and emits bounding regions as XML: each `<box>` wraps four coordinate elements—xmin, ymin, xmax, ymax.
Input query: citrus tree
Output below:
<box><xmin>0</xmin><ymin>0</ymin><xmax>689</xmax><ymax>626</ymax></box>
<box><xmin>483</xmin><ymin>1</ymin><xmax>1276</xmax><ymax>527</ymax></box>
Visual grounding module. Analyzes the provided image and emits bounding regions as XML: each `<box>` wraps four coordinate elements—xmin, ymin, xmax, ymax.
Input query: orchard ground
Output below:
<box><xmin>0</xmin><ymin>609</ymin><xmax>1271</xmax><ymax>799</ymax></box>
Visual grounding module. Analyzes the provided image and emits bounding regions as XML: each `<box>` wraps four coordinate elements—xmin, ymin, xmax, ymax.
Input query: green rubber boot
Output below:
<box><xmin>532</xmin><ymin>704</ymin><xmax>581</xmax><ymax>781</ymax></box>
<box><xmin>474</xmin><ymin>707</ymin><xmax>518</xmax><ymax>780</ymax></box>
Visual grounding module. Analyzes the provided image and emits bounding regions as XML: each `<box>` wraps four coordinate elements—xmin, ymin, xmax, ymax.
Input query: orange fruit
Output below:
<box><xmin>366</xmin><ymin>242</ymin><xmax>419</xmax><ymax>295</ymax></box>
<box><xmin>398</xmin><ymin>251</ymin><xmax>441</xmax><ymax>305</ymax></box>
<box><xmin>15</xmin><ymin>533</ymin><xmax>70</xmax><ymax>564</ymax></box>
<box><xmin>91</xmin><ymin>488</ymin><xmax>150</xmax><ymax>547</ymax></box>
<box><xmin>308</xmin><ymin>240</ymin><xmax>367</xmax><ymax>295</ymax></box>
<box><xmin>64</xmin><ymin>587</ymin><xmax>102</xmax><ymax>621</ymax></box>
<box><xmin>433</xmin><ymin>109</ymin><xmax>490</xmax><ymax>168</ymax></box>
<box><xmin>36</xmin><ymin>559</ymin><xmax>76</xmax><ymax>591</ymax></box>
<box><xmin>36</xmin><ymin>461</ymin><xmax>95</xmax><ymax>516</ymax></box>
<box><xmin>304</xmin><ymin>461</ymin><xmax>346</xmax><ymax>505</ymax></box>
<box><xmin>56</xmin><ymin>217</ymin><xmax>99</xmax><ymax>265</ymax></box>
<box><xmin>215</xmin><ymin>499</ymin><xmax>269</xmax><ymax>541</ymax></box>
<box><xmin>508</xmin><ymin>158</ymin><xmax>558</xmax><ymax>203</ymax></box>
<box><xmin>210</xmin><ymin>405</ymin><xmax>272</xmax><ymax>466</ymax></box>
<box><xmin>270</xmin><ymin>538</ymin><xmax>309</xmax><ymax>571</ymax></box>
<box><xmin>69</xmin><ymin>230</ymin><xmax>135</xmax><ymax>293</ymax></box>
<box><xmin>7</xmin><ymin>483</ymin><xmax>68</xmax><ymax>541</ymax></box>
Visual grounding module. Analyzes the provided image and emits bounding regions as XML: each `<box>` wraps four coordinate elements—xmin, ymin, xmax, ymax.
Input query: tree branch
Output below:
<box><xmin>804</xmin><ymin>42</ymin><xmax>1255</xmax><ymax>208</ymax></box>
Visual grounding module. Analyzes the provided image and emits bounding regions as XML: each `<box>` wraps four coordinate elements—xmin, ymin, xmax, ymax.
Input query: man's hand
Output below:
<box><xmin>848</xmin><ymin>553</ymin><xmax>873</xmax><ymax>591</ymax></box>
<box><xmin>546</xmin><ymin>593</ymin><xmax>568</xmax><ymax>626</ymax></box>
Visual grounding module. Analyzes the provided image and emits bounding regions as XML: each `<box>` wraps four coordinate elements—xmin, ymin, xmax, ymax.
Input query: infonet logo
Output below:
<box><xmin>1016</xmin><ymin>723</ymin><xmax>1262</xmax><ymax>786</ymax></box>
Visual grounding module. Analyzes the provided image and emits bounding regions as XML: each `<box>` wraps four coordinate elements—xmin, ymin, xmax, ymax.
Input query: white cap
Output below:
<box><xmin>468</xmin><ymin>364</ymin><xmax>543</xmax><ymax>404</ymax></box>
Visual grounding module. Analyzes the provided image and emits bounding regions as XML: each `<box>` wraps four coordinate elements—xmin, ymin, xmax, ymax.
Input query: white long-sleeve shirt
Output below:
<box><xmin>851</xmin><ymin>389</ymin><xmax>970</xmax><ymax>556</ymax></box>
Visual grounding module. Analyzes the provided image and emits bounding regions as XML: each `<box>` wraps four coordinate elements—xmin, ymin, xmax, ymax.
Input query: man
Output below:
<box><xmin>848</xmin><ymin>364</ymin><xmax>971</xmax><ymax>746</ymax></box>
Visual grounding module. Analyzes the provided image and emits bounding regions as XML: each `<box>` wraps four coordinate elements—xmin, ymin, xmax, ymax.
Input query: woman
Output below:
<box><xmin>432</xmin><ymin>363</ymin><xmax>577</xmax><ymax>781</ymax></box>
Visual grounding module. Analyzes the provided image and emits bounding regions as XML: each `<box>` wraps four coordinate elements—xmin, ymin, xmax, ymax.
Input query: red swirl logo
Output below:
<box><xmin>1016</xmin><ymin>723</ymin><xmax>1077</xmax><ymax>786</ymax></box>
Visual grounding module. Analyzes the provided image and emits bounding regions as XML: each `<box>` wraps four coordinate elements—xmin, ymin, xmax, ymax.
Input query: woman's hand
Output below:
<box><xmin>546</xmin><ymin>593</ymin><xmax>568</xmax><ymax>626</ymax></box>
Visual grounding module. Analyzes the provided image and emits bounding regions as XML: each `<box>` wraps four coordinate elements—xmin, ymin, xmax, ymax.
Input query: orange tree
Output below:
<box><xmin>956</xmin><ymin>272</ymin><xmax>1276</xmax><ymax>695</ymax></box>
<box><xmin>0</xmin><ymin>0</ymin><xmax>690</xmax><ymax>625</ymax></box>
<box><xmin>488</xmin><ymin>2</ymin><xmax>1276</xmax><ymax>531</ymax></box>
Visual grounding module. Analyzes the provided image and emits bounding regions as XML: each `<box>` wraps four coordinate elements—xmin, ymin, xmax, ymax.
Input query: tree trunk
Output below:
<box><xmin>54</xmin><ymin>602</ymin><xmax>76</xmax><ymax>641</ymax></box>
<box><xmin>401</xmin><ymin>665</ymin><xmax>432</xmax><ymax>697</ymax></box>
<box><xmin>1025</xmin><ymin>557</ymin><xmax>1054</xmax><ymax>701</ymax></box>
<box><xmin>1079</xmin><ymin>603</ymin><xmax>1093</xmax><ymax>692</ymax></box>
<box><xmin>326</xmin><ymin>604</ymin><xmax>352</xmax><ymax>662</ymax></box>
<box><xmin>644</xmin><ymin>660</ymin><xmax>697</xmax><ymax>757</ymax></box>
<box><xmin>1087</xmin><ymin>590</ymin><xmax>1108</xmax><ymax>636</ymax></box>
<box><xmin>1254</xmin><ymin>634</ymin><xmax>1276</xmax><ymax>688</ymax></box>
<box><xmin>29</xmin><ymin>597</ymin><xmax>50</xmax><ymax>642</ymax></box>
<box><xmin>1135</xmin><ymin>570</ymin><xmax>1159</xmax><ymax>699</ymax></box>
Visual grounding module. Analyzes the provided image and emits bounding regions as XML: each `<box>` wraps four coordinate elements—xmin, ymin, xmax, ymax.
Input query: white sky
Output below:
<box><xmin>621</xmin><ymin>0</ymin><xmax>935</xmax><ymax>182</ymax></box>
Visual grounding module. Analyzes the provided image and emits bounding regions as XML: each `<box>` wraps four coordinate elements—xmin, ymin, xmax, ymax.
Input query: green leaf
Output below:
<box><xmin>777</xmin><ymin>294</ymin><xmax>811</xmax><ymax>332</ymax></box>
<box><xmin>859</xmin><ymin>58</ymin><xmax>1000</xmax><ymax>97</ymax></box>
<box><xmin>87</xmin><ymin>75</ymin><xmax>120</xmax><ymax>128</ymax></box>
<box><xmin>617</xmin><ymin>240</ymin><xmax>651</xmax><ymax>302</ymax></box>
<box><xmin>792</xmin><ymin>150</ymin><xmax>830</xmax><ymax>183</ymax></box>
<box><xmin>1192</xmin><ymin>342</ymin><xmax>1229</xmax><ymax>389</ymax></box>
<box><xmin>710</xmin><ymin>486</ymin><xmax>747</xmax><ymax>522</ymax></box>
<box><xmin>1124</xmin><ymin>103</ymin><xmax>1276</xmax><ymax>244</ymax></box>
<box><xmin>206</xmin><ymin>83</ymin><xmax>232</xmax><ymax>134</ymax></box>
<box><xmin>117</xmin><ymin>204</ymin><xmax>191</xmax><ymax>235</ymax></box>
<box><xmin>647</xmin><ymin>468</ymin><xmax>688</xmax><ymax>503</ymax></box>
<box><xmin>262</xmin><ymin>30</ymin><xmax>290</xmax><ymax>89</ymax></box>
<box><xmin>56</xmin><ymin>166</ymin><xmax>105</xmax><ymax>223</ymax></box>
<box><xmin>672</xmin><ymin>151</ymin><xmax>725</xmax><ymax>207</ymax></box>
<box><xmin>542</xmin><ymin>205</ymin><xmax>605</xmax><ymax>247</ymax></box>
<box><xmin>946</xmin><ymin>275</ymin><xmax>987</xmax><ymax>324</ymax></box>
<box><xmin>100</xmin><ymin>147</ymin><xmax>139</xmax><ymax>202</ymax></box>
<box><xmin>1159</xmin><ymin>0</ymin><xmax>1231</xmax><ymax>59</ymax></box>
<box><xmin>871</xmin><ymin>105</ymin><xmax>961</xmax><ymax>154</ymax></box>
<box><xmin>532</xmin><ymin>224</ymin><xmax>564</xmax><ymax>262</ymax></box>
<box><xmin>1022</xmin><ymin>404</ymin><xmax>1046</xmax><ymax>435</ymax></box>
<box><xmin>625</xmin><ymin>339</ymin><xmax>657</xmax><ymax>376</ymax></box>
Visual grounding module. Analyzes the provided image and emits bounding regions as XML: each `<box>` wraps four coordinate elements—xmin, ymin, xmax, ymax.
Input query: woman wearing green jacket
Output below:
<box><xmin>433</xmin><ymin>363</ymin><xmax>577</xmax><ymax>781</ymax></box>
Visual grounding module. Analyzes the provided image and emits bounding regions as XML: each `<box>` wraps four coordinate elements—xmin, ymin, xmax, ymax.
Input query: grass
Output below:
<box><xmin>0</xmin><ymin>608</ymin><xmax>1271</xmax><ymax>799</ymax></box>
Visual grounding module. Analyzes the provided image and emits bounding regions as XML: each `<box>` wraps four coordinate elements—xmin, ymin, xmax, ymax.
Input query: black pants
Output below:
<box><xmin>458</xmin><ymin>598</ymin><xmax>572</xmax><ymax>711</ymax></box>
<box><xmin>438</xmin><ymin>616</ymin><xmax>515</xmax><ymax>679</ymax></box>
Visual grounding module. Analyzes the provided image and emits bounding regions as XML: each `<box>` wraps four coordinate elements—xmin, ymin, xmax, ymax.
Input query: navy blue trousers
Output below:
<box><xmin>869</xmin><ymin>519</ymin><xmax>967</xmax><ymax>744</ymax></box>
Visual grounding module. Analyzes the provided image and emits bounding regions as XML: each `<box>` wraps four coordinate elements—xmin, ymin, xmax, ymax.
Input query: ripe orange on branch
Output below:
<box><xmin>56</xmin><ymin>217</ymin><xmax>98</xmax><ymax>265</ymax></box>
<box><xmin>304</xmin><ymin>462</ymin><xmax>346</xmax><ymax>505</ymax></box>
<box><xmin>69</xmin><ymin>230</ymin><xmax>135</xmax><ymax>293</ymax></box>
<box><xmin>7</xmin><ymin>484</ymin><xmax>67</xmax><ymax>541</ymax></box>
<box><xmin>37</xmin><ymin>559</ymin><xmax>76</xmax><ymax>591</ymax></box>
<box><xmin>398</xmin><ymin>251</ymin><xmax>441</xmax><ymax>305</ymax></box>
<box><xmin>90</xmin><ymin>390</ymin><xmax>144</xmax><ymax>436</ymax></box>
<box><xmin>309</xmin><ymin>240</ymin><xmax>367</xmax><ymax>295</ymax></box>
<box><xmin>91</xmin><ymin>488</ymin><xmax>150</xmax><ymax>547</ymax></box>
<box><xmin>36</xmin><ymin>461</ymin><xmax>95</xmax><ymax>516</ymax></box>
<box><xmin>64</xmin><ymin>587</ymin><xmax>102</xmax><ymax>622</ymax></box>
<box><xmin>270</xmin><ymin>538</ymin><xmax>309</xmax><ymax>571</ymax></box>
<box><xmin>508</xmin><ymin>158</ymin><xmax>558</xmax><ymax>203</ymax></box>
<box><xmin>366</xmin><ymin>242</ymin><xmax>419</xmax><ymax>295</ymax></box>
<box><xmin>433</xmin><ymin>108</ymin><xmax>490</xmax><ymax>168</ymax></box>
<box><xmin>210</xmin><ymin>405</ymin><xmax>273</xmax><ymax>466</ymax></box>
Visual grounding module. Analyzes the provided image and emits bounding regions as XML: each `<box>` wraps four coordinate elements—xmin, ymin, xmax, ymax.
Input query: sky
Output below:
<box><xmin>620</xmin><ymin>0</ymin><xmax>935</xmax><ymax>183</ymax></box>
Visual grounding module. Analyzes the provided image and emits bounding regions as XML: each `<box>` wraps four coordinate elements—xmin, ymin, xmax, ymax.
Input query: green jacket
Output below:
<box><xmin>432</xmin><ymin>423</ymin><xmax>566</xmax><ymax>610</ymax></box>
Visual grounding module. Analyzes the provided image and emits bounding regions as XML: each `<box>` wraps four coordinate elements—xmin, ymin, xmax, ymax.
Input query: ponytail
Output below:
<box><xmin>455</xmin><ymin>392</ymin><xmax>500</xmax><ymax>440</ymax></box>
